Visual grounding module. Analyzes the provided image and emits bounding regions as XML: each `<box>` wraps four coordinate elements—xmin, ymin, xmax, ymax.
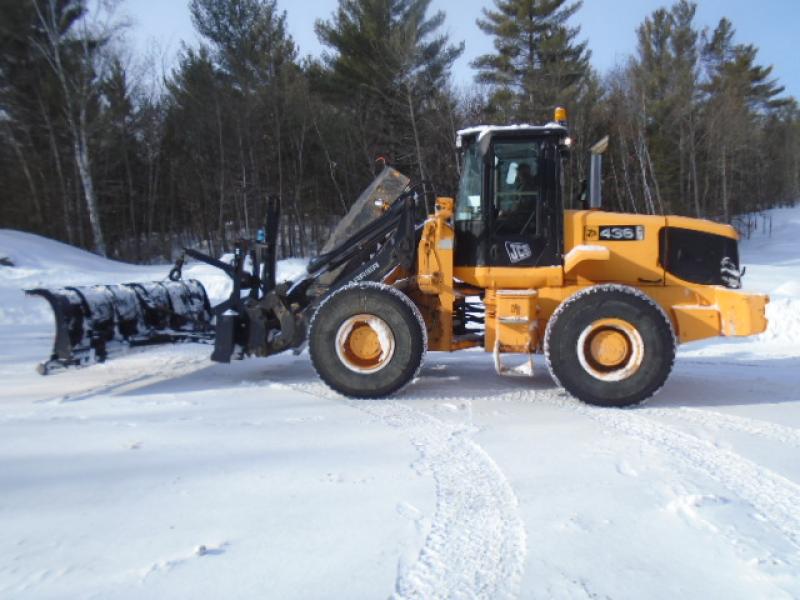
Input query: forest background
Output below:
<box><xmin>1</xmin><ymin>0</ymin><xmax>797</xmax><ymax>261</ymax></box>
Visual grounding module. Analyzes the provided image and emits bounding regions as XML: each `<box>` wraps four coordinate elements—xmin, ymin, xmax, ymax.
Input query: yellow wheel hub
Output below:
<box><xmin>346</xmin><ymin>324</ymin><xmax>381</xmax><ymax>362</ymax></box>
<box><xmin>577</xmin><ymin>318</ymin><xmax>644</xmax><ymax>381</ymax></box>
<box><xmin>335</xmin><ymin>314</ymin><xmax>396</xmax><ymax>374</ymax></box>
<box><xmin>589</xmin><ymin>329</ymin><xmax>630</xmax><ymax>368</ymax></box>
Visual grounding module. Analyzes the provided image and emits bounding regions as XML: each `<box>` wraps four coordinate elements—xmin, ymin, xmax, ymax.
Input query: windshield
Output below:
<box><xmin>455</xmin><ymin>142</ymin><xmax>482</xmax><ymax>222</ymax></box>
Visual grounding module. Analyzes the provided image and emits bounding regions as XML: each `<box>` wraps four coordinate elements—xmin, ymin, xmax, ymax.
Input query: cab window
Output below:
<box><xmin>455</xmin><ymin>143</ymin><xmax>482</xmax><ymax>222</ymax></box>
<box><xmin>492</xmin><ymin>140</ymin><xmax>542</xmax><ymax>235</ymax></box>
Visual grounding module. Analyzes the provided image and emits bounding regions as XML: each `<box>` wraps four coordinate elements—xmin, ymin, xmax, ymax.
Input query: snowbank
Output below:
<box><xmin>0</xmin><ymin>230</ymin><xmax>308</xmax><ymax>325</ymax></box>
<box><xmin>738</xmin><ymin>205</ymin><xmax>800</xmax><ymax>352</ymax></box>
<box><xmin>0</xmin><ymin>229</ymin><xmax>133</xmax><ymax>273</ymax></box>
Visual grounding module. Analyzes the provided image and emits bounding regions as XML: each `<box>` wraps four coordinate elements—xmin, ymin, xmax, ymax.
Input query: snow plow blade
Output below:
<box><xmin>26</xmin><ymin>280</ymin><xmax>213</xmax><ymax>374</ymax></box>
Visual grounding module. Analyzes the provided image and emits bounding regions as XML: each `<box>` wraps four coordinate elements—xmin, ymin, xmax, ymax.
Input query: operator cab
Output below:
<box><xmin>454</xmin><ymin>123</ymin><xmax>570</xmax><ymax>269</ymax></box>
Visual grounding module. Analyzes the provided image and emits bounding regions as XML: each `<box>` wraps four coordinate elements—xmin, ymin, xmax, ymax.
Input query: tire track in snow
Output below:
<box><xmin>641</xmin><ymin>406</ymin><xmax>800</xmax><ymax>448</ymax></box>
<box><xmin>502</xmin><ymin>388</ymin><xmax>800</xmax><ymax>553</ymax></box>
<box><xmin>282</xmin><ymin>380</ymin><xmax>527</xmax><ymax>600</ymax></box>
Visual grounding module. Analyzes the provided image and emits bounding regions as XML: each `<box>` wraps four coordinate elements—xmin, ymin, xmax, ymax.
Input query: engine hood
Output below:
<box><xmin>562</xmin><ymin>210</ymin><xmax>739</xmax><ymax>286</ymax></box>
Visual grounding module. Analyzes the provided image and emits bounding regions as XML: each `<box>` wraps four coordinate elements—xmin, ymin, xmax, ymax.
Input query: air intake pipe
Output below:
<box><xmin>589</xmin><ymin>136</ymin><xmax>609</xmax><ymax>209</ymax></box>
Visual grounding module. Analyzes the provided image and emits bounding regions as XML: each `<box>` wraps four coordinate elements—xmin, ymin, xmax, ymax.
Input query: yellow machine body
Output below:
<box><xmin>415</xmin><ymin>199</ymin><xmax>768</xmax><ymax>354</ymax></box>
<box><xmin>305</xmin><ymin>113</ymin><xmax>768</xmax><ymax>405</ymax></box>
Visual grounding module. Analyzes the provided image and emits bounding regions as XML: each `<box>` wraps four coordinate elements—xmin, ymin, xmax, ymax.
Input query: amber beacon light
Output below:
<box><xmin>554</xmin><ymin>106</ymin><xmax>568</xmax><ymax>125</ymax></box>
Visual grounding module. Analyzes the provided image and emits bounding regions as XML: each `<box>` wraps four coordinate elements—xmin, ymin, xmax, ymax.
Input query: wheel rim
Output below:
<box><xmin>335</xmin><ymin>314</ymin><xmax>396</xmax><ymax>374</ymax></box>
<box><xmin>576</xmin><ymin>318</ymin><xmax>644</xmax><ymax>381</ymax></box>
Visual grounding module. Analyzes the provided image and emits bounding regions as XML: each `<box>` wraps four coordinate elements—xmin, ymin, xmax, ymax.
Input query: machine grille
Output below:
<box><xmin>659</xmin><ymin>227</ymin><xmax>741</xmax><ymax>288</ymax></box>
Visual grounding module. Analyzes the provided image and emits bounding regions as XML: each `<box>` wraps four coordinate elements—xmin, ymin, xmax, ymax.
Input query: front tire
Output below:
<box><xmin>544</xmin><ymin>285</ymin><xmax>675</xmax><ymax>407</ymax></box>
<box><xmin>309</xmin><ymin>282</ymin><xmax>426</xmax><ymax>398</ymax></box>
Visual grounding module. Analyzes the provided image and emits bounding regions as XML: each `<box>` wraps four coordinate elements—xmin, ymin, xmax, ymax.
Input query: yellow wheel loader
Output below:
<box><xmin>28</xmin><ymin>109</ymin><xmax>768</xmax><ymax>407</ymax></box>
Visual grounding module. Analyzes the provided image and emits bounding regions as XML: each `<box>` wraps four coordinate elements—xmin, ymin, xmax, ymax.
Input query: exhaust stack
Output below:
<box><xmin>589</xmin><ymin>136</ymin><xmax>609</xmax><ymax>209</ymax></box>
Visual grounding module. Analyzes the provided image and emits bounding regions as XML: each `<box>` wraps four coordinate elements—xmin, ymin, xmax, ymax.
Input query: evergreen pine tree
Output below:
<box><xmin>701</xmin><ymin>17</ymin><xmax>789</xmax><ymax>218</ymax></box>
<box><xmin>190</xmin><ymin>0</ymin><xmax>297</xmax><ymax>87</ymax></box>
<box><xmin>183</xmin><ymin>0</ymin><xmax>302</xmax><ymax>249</ymax></box>
<box><xmin>632</xmin><ymin>0</ymin><xmax>702</xmax><ymax>215</ymax></box>
<box><xmin>472</xmin><ymin>0</ymin><xmax>590</xmax><ymax>123</ymax></box>
<box><xmin>314</xmin><ymin>0</ymin><xmax>463</xmax><ymax>183</ymax></box>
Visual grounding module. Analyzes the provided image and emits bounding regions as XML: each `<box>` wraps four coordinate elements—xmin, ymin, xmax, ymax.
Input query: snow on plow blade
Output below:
<box><xmin>26</xmin><ymin>280</ymin><xmax>214</xmax><ymax>374</ymax></box>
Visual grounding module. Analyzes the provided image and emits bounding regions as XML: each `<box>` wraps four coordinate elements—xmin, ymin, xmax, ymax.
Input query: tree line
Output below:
<box><xmin>1</xmin><ymin>0</ymin><xmax>798</xmax><ymax>261</ymax></box>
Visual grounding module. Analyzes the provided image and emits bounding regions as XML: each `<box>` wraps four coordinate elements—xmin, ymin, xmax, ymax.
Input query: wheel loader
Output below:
<box><xmin>28</xmin><ymin>108</ymin><xmax>768</xmax><ymax>407</ymax></box>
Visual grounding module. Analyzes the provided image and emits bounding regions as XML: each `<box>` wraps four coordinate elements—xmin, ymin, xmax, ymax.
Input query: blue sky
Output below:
<box><xmin>126</xmin><ymin>0</ymin><xmax>800</xmax><ymax>98</ymax></box>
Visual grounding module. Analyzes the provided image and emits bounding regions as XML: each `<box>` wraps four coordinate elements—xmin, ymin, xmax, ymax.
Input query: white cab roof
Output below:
<box><xmin>457</xmin><ymin>123</ymin><xmax>567</xmax><ymax>143</ymax></box>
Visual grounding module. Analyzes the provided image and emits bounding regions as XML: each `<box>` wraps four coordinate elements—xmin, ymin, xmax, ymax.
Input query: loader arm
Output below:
<box><xmin>304</xmin><ymin>192</ymin><xmax>418</xmax><ymax>292</ymax></box>
<box><xmin>207</xmin><ymin>190</ymin><xmax>419</xmax><ymax>364</ymax></box>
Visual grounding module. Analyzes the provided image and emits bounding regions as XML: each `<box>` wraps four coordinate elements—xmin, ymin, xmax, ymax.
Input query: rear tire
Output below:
<box><xmin>544</xmin><ymin>285</ymin><xmax>675</xmax><ymax>407</ymax></box>
<box><xmin>309</xmin><ymin>282</ymin><xmax>426</xmax><ymax>398</ymax></box>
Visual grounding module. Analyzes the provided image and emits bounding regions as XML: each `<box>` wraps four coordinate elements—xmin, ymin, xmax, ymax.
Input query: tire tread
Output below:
<box><xmin>308</xmin><ymin>282</ymin><xmax>427</xmax><ymax>398</ymax></box>
<box><xmin>543</xmin><ymin>284</ymin><xmax>676</xmax><ymax>407</ymax></box>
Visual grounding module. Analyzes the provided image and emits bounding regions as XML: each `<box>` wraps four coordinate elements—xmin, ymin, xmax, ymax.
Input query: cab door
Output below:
<box><xmin>486</xmin><ymin>138</ymin><xmax>561</xmax><ymax>268</ymax></box>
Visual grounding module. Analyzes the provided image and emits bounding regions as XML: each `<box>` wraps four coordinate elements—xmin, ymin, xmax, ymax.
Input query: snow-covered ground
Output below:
<box><xmin>1</xmin><ymin>207</ymin><xmax>799</xmax><ymax>599</ymax></box>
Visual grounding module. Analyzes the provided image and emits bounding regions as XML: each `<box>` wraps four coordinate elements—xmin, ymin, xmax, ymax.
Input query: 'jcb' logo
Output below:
<box><xmin>505</xmin><ymin>241</ymin><xmax>532</xmax><ymax>263</ymax></box>
<box><xmin>584</xmin><ymin>227</ymin><xmax>599</xmax><ymax>241</ymax></box>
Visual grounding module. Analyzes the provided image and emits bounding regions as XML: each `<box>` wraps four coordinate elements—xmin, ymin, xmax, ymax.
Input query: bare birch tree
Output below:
<box><xmin>30</xmin><ymin>0</ymin><xmax>120</xmax><ymax>256</ymax></box>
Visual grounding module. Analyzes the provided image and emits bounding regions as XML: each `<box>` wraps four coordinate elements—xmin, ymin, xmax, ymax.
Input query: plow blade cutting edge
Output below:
<box><xmin>26</xmin><ymin>279</ymin><xmax>214</xmax><ymax>374</ymax></box>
